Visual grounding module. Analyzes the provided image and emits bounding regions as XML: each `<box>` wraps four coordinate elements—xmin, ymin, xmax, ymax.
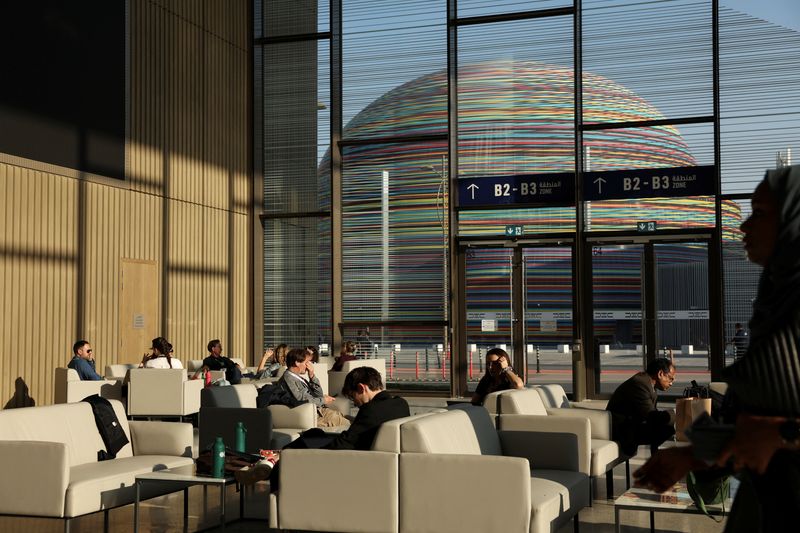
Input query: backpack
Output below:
<box><xmin>82</xmin><ymin>394</ymin><xmax>130</xmax><ymax>460</ymax></box>
<box><xmin>256</xmin><ymin>380</ymin><xmax>307</xmax><ymax>409</ymax></box>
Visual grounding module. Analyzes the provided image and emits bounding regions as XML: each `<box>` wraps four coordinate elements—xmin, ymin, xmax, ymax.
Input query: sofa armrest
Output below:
<box><xmin>498</xmin><ymin>414</ymin><xmax>591</xmax><ymax>474</ymax></box>
<box><xmin>182</xmin><ymin>379</ymin><xmax>204</xmax><ymax>415</ymax></box>
<box><xmin>545</xmin><ymin>407</ymin><xmax>612</xmax><ymax>440</ymax></box>
<box><xmin>278</xmin><ymin>450</ymin><xmax>399</xmax><ymax>533</ymax></box>
<box><xmin>268</xmin><ymin>403</ymin><xmax>316</xmax><ymax>430</ymax></box>
<box><xmin>129</xmin><ymin>421</ymin><xmax>194</xmax><ymax>457</ymax></box>
<box><xmin>400</xmin><ymin>453</ymin><xmax>530</xmax><ymax>533</ymax></box>
<box><xmin>63</xmin><ymin>379</ymin><xmax>122</xmax><ymax>403</ymax></box>
<box><xmin>0</xmin><ymin>441</ymin><xmax>69</xmax><ymax>517</ymax></box>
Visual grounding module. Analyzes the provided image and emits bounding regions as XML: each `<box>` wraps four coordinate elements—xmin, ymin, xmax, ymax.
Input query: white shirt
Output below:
<box><xmin>145</xmin><ymin>356</ymin><xmax>183</xmax><ymax>369</ymax></box>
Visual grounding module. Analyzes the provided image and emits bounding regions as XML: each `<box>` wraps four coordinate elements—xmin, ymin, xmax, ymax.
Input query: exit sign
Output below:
<box><xmin>637</xmin><ymin>221</ymin><xmax>657</xmax><ymax>232</ymax></box>
<box><xmin>505</xmin><ymin>225</ymin><xmax>523</xmax><ymax>237</ymax></box>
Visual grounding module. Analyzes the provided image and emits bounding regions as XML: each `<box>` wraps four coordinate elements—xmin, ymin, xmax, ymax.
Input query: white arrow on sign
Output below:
<box><xmin>593</xmin><ymin>177</ymin><xmax>606</xmax><ymax>194</ymax></box>
<box><xmin>467</xmin><ymin>183</ymin><xmax>479</xmax><ymax>199</ymax></box>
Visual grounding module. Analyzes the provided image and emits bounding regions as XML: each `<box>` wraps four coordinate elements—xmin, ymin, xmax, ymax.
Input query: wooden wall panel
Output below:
<box><xmin>0</xmin><ymin>164</ymin><xmax>78</xmax><ymax>407</ymax></box>
<box><xmin>0</xmin><ymin>0</ymin><xmax>250</xmax><ymax>406</ymax></box>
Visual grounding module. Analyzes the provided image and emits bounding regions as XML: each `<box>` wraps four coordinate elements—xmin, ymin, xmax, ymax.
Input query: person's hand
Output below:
<box><xmin>307</xmin><ymin>363</ymin><xmax>315</xmax><ymax>380</ymax></box>
<box><xmin>716</xmin><ymin>414</ymin><xmax>785</xmax><ymax>474</ymax></box>
<box><xmin>634</xmin><ymin>446</ymin><xmax>702</xmax><ymax>493</ymax></box>
<box><xmin>498</xmin><ymin>357</ymin><xmax>509</xmax><ymax>370</ymax></box>
<box><xmin>141</xmin><ymin>352</ymin><xmax>150</xmax><ymax>364</ymax></box>
<box><xmin>324</xmin><ymin>395</ymin><xmax>335</xmax><ymax>404</ymax></box>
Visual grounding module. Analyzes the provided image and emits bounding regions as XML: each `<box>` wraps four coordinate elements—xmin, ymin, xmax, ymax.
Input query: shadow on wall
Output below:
<box><xmin>3</xmin><ymin>377</ymin><xmax>36</xmax><ymax>409</ymax></box>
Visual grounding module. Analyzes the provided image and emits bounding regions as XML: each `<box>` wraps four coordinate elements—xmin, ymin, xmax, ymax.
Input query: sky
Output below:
<box><xmin>723</xmin><ymin>0</ymin><xmax>800</xmax><ymax>31</ymax></box>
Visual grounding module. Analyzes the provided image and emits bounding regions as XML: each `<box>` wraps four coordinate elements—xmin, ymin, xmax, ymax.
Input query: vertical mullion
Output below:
<box><xmin>710</xmin><ymin>0</ymin><xmax>724</xmax><ymax>380</ymax></box>
<box><xmin>448</xmin><ymin>0</ymin><xmax>464</xmax><ymax>397</ymax></box>
<box><xmin>331</xmin><ymin>0</ymin><xmax>343</xmax><ymax>356</ymax></box>
<box><xmin>573</xmin><ymin>0</ymin><xmax>590</xmax><ymax>400</ymax></box>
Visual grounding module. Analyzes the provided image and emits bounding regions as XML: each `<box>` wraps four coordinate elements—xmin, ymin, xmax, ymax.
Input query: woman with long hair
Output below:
<box><xmin>139</xmin><ymin>336</ymin><xmax>182</xmax><ymax>369</ymax></box>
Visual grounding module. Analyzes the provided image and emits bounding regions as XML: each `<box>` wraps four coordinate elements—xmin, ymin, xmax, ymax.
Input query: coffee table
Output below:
<box><xmin>614</xmin><ymin>481</ymin><xmax>735</xmax><ymax>533</ymax></box>
<box><xmin>133</xmin><ymin>464</ymin><xmax>249</xmax><ymax>532</ymax></box>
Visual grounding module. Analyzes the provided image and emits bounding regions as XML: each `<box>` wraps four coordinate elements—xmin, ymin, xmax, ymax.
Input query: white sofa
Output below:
<box><xmin>54</xmin><ymin>368</ymin><xmax>122</xmax><ymax>404</ymax></box>
<box><xmin>271</xmin><ymin>407</ymin><xmax>588</xmax><ymax>533</ymax></box>
<box><xmin>127</xmin><ymin>368</ymin><xmax>203</xmax><ymax>418</ymax></box>
<box><xmin>328</xmin><ymin>358</ymin><xmax>386</xmax><ymax>396</ymax></box>
<box><xmin>0</xmin><ymin>400</ymin><xmax>193</xmax><ymax>529</ymax></box>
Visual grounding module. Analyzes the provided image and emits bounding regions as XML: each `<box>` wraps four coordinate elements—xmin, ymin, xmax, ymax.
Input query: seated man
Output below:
<box><xmin>68</xmin><ymin>340</ymin><xmax>103</xmax><ymax>381</ymax></box>
<box><xmin>236</xmin><ymin>366</ymin><xmax>410</xmax><ymax>486</ymax></box>
<box><xmin>606</xmin><ymin>357</ymin><xmax>676</xmax><ymax>456</ymax></box>
<box><xmin>192</xmin><ymin>339</ymin><xmax>242</xmax><ymax>384</ymax></box>
<box><xmin>279</xmin><ymin>348</ymin><xmax>349</xmax><ymax>428</ymax></box>
<box><xmin>471</xmin><ymin>347</ymin><xmax>524</xmax><ymax>405</ymax></box>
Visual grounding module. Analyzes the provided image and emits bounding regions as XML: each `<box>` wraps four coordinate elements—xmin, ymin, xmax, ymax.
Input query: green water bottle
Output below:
<box><xmin>235</xmin><ymin>422</ymin><xmax>247</xmax><ymax>453</ymax></box>
<box><xmin>212</xmin><ymin>437</ymin><xmax>225</xmax><ymax>478</ymax></box>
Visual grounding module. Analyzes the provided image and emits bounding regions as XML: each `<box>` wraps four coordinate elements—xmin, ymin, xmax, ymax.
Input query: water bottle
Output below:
<box><xmin>235</xmin><ymin>422</ymin><xmax>247</xmax><ymax>453</ymax></box>
<box><xmin>212</xmin><ymin>437</ymin><xmax>225</xmax><ymax>478</ymax></box>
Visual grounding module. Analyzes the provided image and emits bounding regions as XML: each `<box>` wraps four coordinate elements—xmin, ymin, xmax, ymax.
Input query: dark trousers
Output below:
<box><xmin>617</xmin><ymin>418</ymin><xmax>675</xmax><ymax>456</ymax></box>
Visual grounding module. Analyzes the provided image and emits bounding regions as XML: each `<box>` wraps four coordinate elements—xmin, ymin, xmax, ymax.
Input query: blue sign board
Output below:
<box><xmin>583</xmin><ymin>165</ymin><xmax>715</xmax><ymax>202</ymax></box>
<box><xmin>458</xmin><ymin>172</ymin><xmax>575</xmax><ymax>208</ymax></box>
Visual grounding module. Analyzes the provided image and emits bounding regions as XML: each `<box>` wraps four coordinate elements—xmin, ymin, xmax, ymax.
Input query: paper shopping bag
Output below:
<box><xmin>675</xmin><ymin>397</ymin><xmax>712</xmax><ymax>441</ymax></box>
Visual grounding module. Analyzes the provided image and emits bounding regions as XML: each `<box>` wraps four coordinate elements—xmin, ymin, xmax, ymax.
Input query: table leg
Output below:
<box><xmin>220</xmin><ymin>483</ymin><xmax>226</xmax><ymax>530</ymax></box>
<box><xmin>650</xmin><ymin>510</ymin><xmax>655</xmax><ymax>533</ymax></box>
<box><xmin>183</xmin><ymin>487</ymin><xmax>189</xmax><ymax>533</ymax></box>
<box><xmin>239</xmin><ymin>483</ymin><xmax>245</xmax><ymax>520</ymax></box>
<box><xmin>614</xmin><ymin>507</ymin><xmax>620</xmax><ymax>533</ymax></box>
<box><xmin>133</xmin><ymin>481</ymin><xmax>140</xmax><ymax>533</ymax></box>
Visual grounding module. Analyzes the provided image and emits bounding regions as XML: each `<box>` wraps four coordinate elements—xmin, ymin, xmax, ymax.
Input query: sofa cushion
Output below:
<box><xmin>372</xmin><ymin>413</ymin><xmax>436</xmax><ymax>453</ymax></box>
<box><xmin>503</xmin><ymin>389</ymin><xmax>548</xmax><ymax>415</ymax></box>
<box><xmin>531</xmin><ymin>468</ymin><xmax>589</xmax><ymax>531</ymax></box>
<box><xmin>530</xmin><ymin>469</ymin><xmax>590</xmax><ymax>532</ymax></box>
<box><xmin>590</xmin><ymin>439</ymin><xmax>620</xmax><ymax>477</ymax></box>
<box><xmin>65</xmin><ymin>455</ymin><xmax>194</xmax><ymax>517</ymax></box>
<box><xmin>200</xmin><ymin>383</ymin><xmax>258</xmax><ymax>408</ymax></box>
<box><xmin>0</xmin><ymin>401</ymin><xmax>132</xmax><ymax>466</ymax></box>
<box><xmin>534</xmin><ymin>384</ymin><xmax>570</xmax><ymax>409</ymax></box>
<box><xmin>400</xmin><ymin>410</ymin><xmax>483</xmax><ymax>455</ymax></box>
<box><xmin>446</xmin><ymin>404</ymin><xmax>503</xmax><ymax>455</ymax></box>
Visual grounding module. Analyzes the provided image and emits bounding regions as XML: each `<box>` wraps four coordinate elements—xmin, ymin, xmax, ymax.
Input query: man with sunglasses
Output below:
<box><xmin>68</xmin><ymin>340</ymin><xmax>103</xmax><ymax>381</ymax></box>
<box><xmin>606</xmin><ymin>357</ymin><xmax>677</xmax><ymax>456</ymax></box>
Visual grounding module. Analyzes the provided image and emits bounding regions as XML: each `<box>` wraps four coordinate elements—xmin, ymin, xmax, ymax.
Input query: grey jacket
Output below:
<box><xmin>280</xmin><ymin>371</ymin><xmax>325</xmax><ymax>407</ymax></box>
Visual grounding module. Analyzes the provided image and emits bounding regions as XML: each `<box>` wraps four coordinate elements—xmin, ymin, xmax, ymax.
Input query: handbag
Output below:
<box><xmin>196</xmin><ymin>446</ymin><xmax>263</xmax><ymax>476</ymax></box>
<box><xmin>687</xmin><ymin>469</ymin><xmax>731</xmax><ymax>521</ymax></box>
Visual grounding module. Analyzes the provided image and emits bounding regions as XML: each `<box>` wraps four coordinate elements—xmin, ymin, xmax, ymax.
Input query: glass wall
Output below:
<box><xmin>255</xmin><ymin>0</ymin><xmax>798</xmax><ymax>395</ymax></box>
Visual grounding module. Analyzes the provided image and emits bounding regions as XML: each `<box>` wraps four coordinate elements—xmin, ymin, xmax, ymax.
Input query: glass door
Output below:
<box><xmin>523</xmin><ymin>247</ymin><xmax>574</xmax><ymax>392</ymax></box>
<box><xmin>465</xmin><ymin>247</ymin><xmax>514</xmax><ymax>389</ymax></box>
<box><xmin>654</xmin><ymin>242</ymin><xmax>711</xmax><ymax>393</ymax></box>
<box><xmin>591</xmin><ymin>244</ymin><xmax>645</xmax><ymax>395</ymax></box>
<box><xmin>464</xmin><ymin>244</ymin><xmax>575</xmax><ymax>392</ymax></box>
<box><xmin>590</xmin><ymin>239</ymin><xmax>711</xmax><ymax>396</ymax></box>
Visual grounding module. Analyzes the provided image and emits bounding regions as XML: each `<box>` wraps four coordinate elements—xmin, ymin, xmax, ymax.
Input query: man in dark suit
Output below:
<box><xmin>236</xmin><ymin>366</ymin><xmax>410</xmax><ymax>485</ymax></box>
<box><xmin>606</xmin><ymin>358</ymin><xmax>676</xmax><ymax>456</ymax></box>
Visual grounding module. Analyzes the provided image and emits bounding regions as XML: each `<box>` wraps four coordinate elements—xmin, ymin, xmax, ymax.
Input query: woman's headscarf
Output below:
<box><xmin>747</xmin><ymin>165</ymin><xmax>800</xmax><ymax>342</ymax></box>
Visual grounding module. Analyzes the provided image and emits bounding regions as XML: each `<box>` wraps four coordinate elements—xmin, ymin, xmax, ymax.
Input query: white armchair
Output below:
<box><xmin>126</xmin><ymin>368</ymin><xmax>203</xmax><ymax>418</ymax></box>
<box><xmin>54</xmin><ymin>368</ymin><xmax>122</xmax><ymax>404</ymax></box>
<box><xmin>328</xmin><ymin>358</ymin><xmax>386</xmax><ymax>396</ymax></box>
<box><xmin>486</xmin><ymin>387</ymin><xmax>624</xmax><ymax>499</ymax></box>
